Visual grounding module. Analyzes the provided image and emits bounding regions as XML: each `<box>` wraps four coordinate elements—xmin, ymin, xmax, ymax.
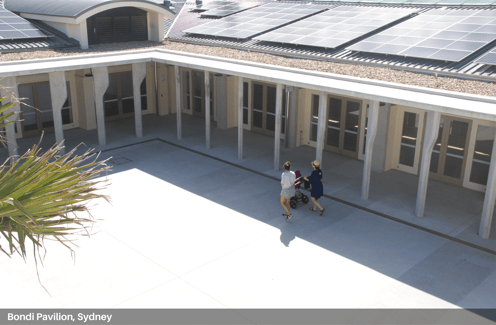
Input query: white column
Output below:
<box><xmin>315</xmin><ymin>91</ymin><xmax>327</xmax><ymax>164</ymax></box>
<box><xmin>287</xmin><ymin>86</ymin><xmax>298</xmax><ymax>149</ymax></box>
<box><xmin>205</xmin><ymin>71</ymin><xmax>211</xmax><ymax>149</ymax></box>
<box><xmin>361</xmin><ymin>100</ymin><xmax>380</xmax><ymax>200</ymax></box>
<box><xmin>132</xmin><ymin>63</ymin><xmax>147</xmax><ymax>138</ymax></box>
<box><xmin>238</xmin><ymin>77</ymin><xmax>243</xmax><ymax>160</ymax></box>
<box><xmin>1</xmin><ymin>77</ymin><xmax>19</xmax><ymax>162</ymax></box>
<box><xmin>148</xmin><ymin>12</ymin><xmax>166</xmax><ymax>42</ymax></box>
<box><xmin>479</xmin><ymin>137</ymin><xmax>496</xmax><ymax>239</ymax></box>
<box><xmin>415</xmin><ymin>111</ymin><xmax>441</xmax><ymax>218</ymax></box>
<box><xmin>92</xmin><ymin>67</ymin><xmax>109</xmax><ymax>146</ymax></box>
<box><xmin>175</xmin><ymin>66</ymin><xmax>182</xmax><ymax>140</ymax></box>
<box><xmin>274</xmin><ymin>83</ymin><xmax>283</xmax><ymax>171</ymax></box>
<box><xmin>48</xmin><ymin>71</ymin><xmax>67</xmax><ymax>155</ymax></box>
<box><xmin>78</xmin><ymin>20</ymin><xmax>89</xmax><ymax>50</ymax></box>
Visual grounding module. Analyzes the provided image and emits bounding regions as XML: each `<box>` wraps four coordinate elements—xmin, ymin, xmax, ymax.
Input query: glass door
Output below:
<box><xmin>104</xmin><ymin>71</ymin><xmax>147</xmax><ymax>121</ymax></box>
<box><xmin>429</xmin><ymin>116</ymin><xmax>471</xmax><ymax>185</ymax></box>
<box><xmin>251</xmin><ymin>82</ymin><xmax>286</xmax><ymax>136</ymax></box>
<box><xmin>324</xmin><ymin>95</ymin><xmax>363</xmax><ymax>157</ymax></box>
<box><xmin>396</xmin><ymin>108</ymin><xmax>425</xmax><ymax>174</ymax></box>
<box><xmin>192</xmin><ymin>71</ymin><xmax>204</xmax><ymax>117</ymax></box>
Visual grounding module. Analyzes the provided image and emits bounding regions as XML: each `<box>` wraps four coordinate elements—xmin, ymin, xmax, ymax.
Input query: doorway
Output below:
<box><xmin>103</xmin><ymin>71</ymin><xmax>147</xmax><ymax>121</ymax></box>
<box><xmin>251</xmin><ymin>82</ymin><xmax>286</xmax><ymax>136</ymax></box>
<box><xmin>18</xmin><ymin>82</ymin><xmax>73</xmax><ymax>137</ymax></box>
<box><xmin>429</xmin><ymin>116</ymin><xmax>472</xmax><ymax>185</ymax></box>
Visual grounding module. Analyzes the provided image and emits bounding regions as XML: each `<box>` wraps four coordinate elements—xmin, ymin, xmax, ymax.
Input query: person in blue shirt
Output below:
<box><xmin>304</xmin><ymin>160</ymin><xmax>325</xmax><ymax>216</ymax></box>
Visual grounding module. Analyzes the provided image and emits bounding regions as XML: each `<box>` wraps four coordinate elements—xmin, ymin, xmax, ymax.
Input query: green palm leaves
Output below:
<box><xmin>0</xmin><ymin>94</ymin><xmax>110</xmax><ymax>258</ymax></box>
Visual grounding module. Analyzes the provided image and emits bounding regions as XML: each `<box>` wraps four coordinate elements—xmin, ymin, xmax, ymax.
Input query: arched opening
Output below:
<box><xmin>86</xmin><ymin>7</ymin><xmax>148</xmax><ymax>45</ymax></box>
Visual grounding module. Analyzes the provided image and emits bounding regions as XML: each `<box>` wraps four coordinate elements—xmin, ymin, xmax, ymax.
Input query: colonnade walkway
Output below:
<box><xmin>1</xmin><ymin>113</ymin><xmax>496</xmax><ymax>312</ymax></box>
<box><xmin>2</xmin><ymin>113</ymin><xmax>494</xmax><ymax>251</ymax></box>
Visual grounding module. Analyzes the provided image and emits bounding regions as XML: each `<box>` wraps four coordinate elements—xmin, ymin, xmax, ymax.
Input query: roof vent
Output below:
<box><xmin>196</xmin><ymin>0</ymin><xmax>203</xmax><ymax>5</ymax></box>
<box><xmin>163</xmin><ymin>0</ymin><xmax>171</xmax><ymax>8</ymax></box>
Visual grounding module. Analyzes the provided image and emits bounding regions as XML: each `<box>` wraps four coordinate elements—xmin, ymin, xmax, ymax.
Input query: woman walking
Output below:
<box><xmin>304</xmin><ymin>160</ymin><xmax>325</xmax><ymax>216</ymax></box>
<box><xmin>280</xmin><ymin>161</ymin><xmax>296</xmax><ymax>221</ymax></box>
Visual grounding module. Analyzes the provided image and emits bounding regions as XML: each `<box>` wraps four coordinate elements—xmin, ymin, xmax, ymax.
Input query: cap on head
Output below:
<box><xmin>312</xmin><ymin>160</ymin><xmax>320</xmax><ymax>168</ymax></box>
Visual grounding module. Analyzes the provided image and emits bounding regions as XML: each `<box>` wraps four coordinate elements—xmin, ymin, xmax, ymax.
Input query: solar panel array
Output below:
<box><xmin>347</xmin><ymin>9</ymin><xmax>496</xmax><ymax>62</ymax></box>
<box><xmin>313</xmin><ymin>0</ymin><xmax>496</xmax><ymax>5</ymax></box>
<box><xmin>200</xmin><ymin>2</ymin><xmax>259</xmax><ymax>18</ymax></box>
<box><xmin>0</xmin><ymin>7</ymin><xmax>46</xmax><ymax>40</ymax></box>
<box><xmin>191</xmin><ymin>1</ymin><xmax>233</xmax><ymax>12</ymax></box>
<box><xmin>476</xmin><ymin>46</ymin><xmax>496</xmax><ymax>65</ymax></box>
<box><xmin>184</xmin><ymin>3</ymin><xmax>327</xmax><ymax>39</ymax></box>
<box><xmin>254</xmin><ymin>6</ymin><xmax>417</xmax><ymax>49</ymax></box>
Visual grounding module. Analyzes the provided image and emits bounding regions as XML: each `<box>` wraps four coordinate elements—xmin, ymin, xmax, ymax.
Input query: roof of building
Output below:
<box><xmin>4</xmin><ymin>0</ymin><xmax>174</xmax><ymax>18</ymax></box>
<box><xmin>168</xmin><ymin>1</ymin><xmax>496</xmax><ymax>80</ymax></box>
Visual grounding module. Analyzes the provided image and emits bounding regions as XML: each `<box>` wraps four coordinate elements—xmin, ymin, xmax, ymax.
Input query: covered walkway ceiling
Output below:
<box><xmin>0</xmin><ymin>48</ymin><xmax>495</xmax><ymax>120</ymax></box>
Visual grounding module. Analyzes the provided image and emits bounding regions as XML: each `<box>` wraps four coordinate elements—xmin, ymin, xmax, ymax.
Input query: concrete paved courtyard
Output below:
<box><xmin>1</xmin><ymin>116</ymin><xmax>496</xmax><ymax>314</ymax></box>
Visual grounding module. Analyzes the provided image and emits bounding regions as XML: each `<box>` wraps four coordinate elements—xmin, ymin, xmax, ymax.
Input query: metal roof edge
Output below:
<box><xmin>156</xmin><ymin>46</ymin><xmax>496</xmax><ymax>104</ymax></box>
<box><xmin>0</xmin><ymin>47</ymin><xmax>494</xmax><ymax>105</ymax></box>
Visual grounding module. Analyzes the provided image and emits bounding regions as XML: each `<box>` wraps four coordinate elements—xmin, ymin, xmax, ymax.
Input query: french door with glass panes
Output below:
<box><xmin>251</xmin><ymin>82</ymin><xmax>286</xmax><ymax>136</ymax></box>
<box><xmin>310</xmin><ymin>94</ymin><xmax>363</xmax><ymax>158</ymax></box>
<box><xmin>429</xmin><ymin>116</ymin><xmax>472</xmax><ymax>185</ymax></box>
<box><xmin>181</xmin><ymin>70</ymin><xmax>214</xmax><ymax>120</ymax></box>
<box><xmin>464</xmin><ymin>121</ymin><xmax>496</xmax><ymax>191</ymax></box>
<box><xmin>191</xmin><ymin>70</ymin><xmax>214</xmax><ymax>120</ymax></box>
<box><xmin>104</xmin><ymin>71</ymin><xmax>147</xmax><ymax>121</ymax></box>
<box><xmin>18</xmin><ymin>82</ymin><xmax>73</xmax><ymax>137</ymax></box>
<box><xmin>395</xmin><ymin>107</ymin><xmax>426</xmax><ymax>174</ymax></box>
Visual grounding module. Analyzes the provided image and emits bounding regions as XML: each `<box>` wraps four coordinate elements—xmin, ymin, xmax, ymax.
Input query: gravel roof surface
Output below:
<box><xmin>1</xmin><ymin>40</ymin><xmax>495</xmax><ymax>98</ymax></box>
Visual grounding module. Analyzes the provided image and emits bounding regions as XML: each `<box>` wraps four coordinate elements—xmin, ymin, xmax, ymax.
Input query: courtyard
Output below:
<box><xmin>1</xmin><ymin>114</ymin><xmax>495</xmax><ymax>316</ymax></box>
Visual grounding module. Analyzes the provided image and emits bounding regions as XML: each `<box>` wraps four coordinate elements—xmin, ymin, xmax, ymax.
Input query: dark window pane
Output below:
<box><xmin>267</xmin><ymin>86</ymin><xmax>276</xmax><ymax>114</ymax></box>
<box><xmin>253</xmin><ymin>83</ymin><xmax>263</xmax><ymax>110</ymax></box>
<box><xmin>243</xmin><ymin>108</ymin><xmax>248</xmax><ymax>125</ymax></box>
<box><xmin>327</xmin><ymin>97</ymin><xmax>341</xmax><ymax>148</ymax></box>
<box><xmin>399</xmin><ymin>112</ymin><xmax>419</xmax><ymax>167</ymax></box>
<box><xmin>62</xmin><ymin>108</ymin><xmax>73</xmax><ymax>124</ymax></box>
<box><xmin>253</xmin><ymin>111</ymin><xmax>263</xmax><ymax>128</ymax></box>
<box><xmin>140</xmin><ymin>79</ymin><xmax>147</xmax><ymax>95</ymax></box>
<box><xmin>122</xmin><ymin>98</ymin><xmax>134</xmax><ymax>114</ymax></box>
<box><xmin>141</xmin><ymin>96</ymin><xmax>147</xmax><ymax>111</ymax></box>
<box><xmin>443</xmin><ymin>120</ymin><xmax>468</xmax><ymax>179</ymax></box>
<box><xmin>312</xmin><ymin>94</ymin><xmax>319</xmax><ymax>121</ymax></box>
<box><xmin>104</xmin><ymin>74</ymin><xmax>118</xmax><ymax>101</ymax></box>
<box><xmin>470</xmin><ymin>125</ymin><xmax>494</xmax><ymax>185</ymax></box>
<box><xmin>266</xmin><ymin>114</ymin><xmax>275</xmax><ymax>131</ymax></box>
<box><xmin>311</xmin><ymin>124</ymin><xmax>318</xmax><ymax>142</ymax></box>
<box><xmin>121</xmin><ymin>72</ymin><xmax>133</xmax><ymax>98</ymax></box>
<box><xmin>105</xmin><ymin>101</ymin><xmax>119</xmax><ymax>117</ymax></box>
<box><xmin>243</xmin><ymin>82</ymin><xmax>249</xmax><ymax>107</ymax></box>
<box><xmin>343</xmin><ymin>100</ymin><xmax>360</xmax><ymax>152</ymax></box>
<box><xmin>430</xmin><ymin>118</ymin><xmax>444</xmax><ymax>174</ymax></box>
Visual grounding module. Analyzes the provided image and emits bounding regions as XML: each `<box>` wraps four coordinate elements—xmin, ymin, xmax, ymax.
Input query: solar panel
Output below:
<box><xmin>191</xmin><ymin>1</ymin><xmax>233</xmax><ymax>12</ymax></box>
<box><xmin>0</xmin><ymin>7</ymin><xmax>47</xmax><ymax>40</ymax></box>
<box><xmin>184</xmin><ymin>3</ymin><xmax>327</xmax><ymax>39</ymax></box>
<box><xmin>200</xmin><ymin>2</ymin><xmax>258</xmax><ymax>18</ymax></box>
<box><xmin>254</xmin><ymin>6</ymin><xmax>418</xmax><ymax>49</ymax></box>
<box><xmin>347</xmin><ymin>9</ymin><xmax>496</xmax><ymax>62</ymax></box>
<box><xmin>476</xmin><ymin>46</ymin><xmax>496</xmax><ymax>65</ymax></box>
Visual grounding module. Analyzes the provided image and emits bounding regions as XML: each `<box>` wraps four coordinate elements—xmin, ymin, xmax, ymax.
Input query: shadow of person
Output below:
<box><xmin>280</xmin><ymin>227</ymin><xmax>296</xmax><ymax>247</ymax></box>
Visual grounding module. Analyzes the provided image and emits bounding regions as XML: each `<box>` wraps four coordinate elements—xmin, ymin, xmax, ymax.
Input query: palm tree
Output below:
<box><xmin>0</xmin><ymin>89</ymin><xmax>110</xmax><ymax>261</ymax></box>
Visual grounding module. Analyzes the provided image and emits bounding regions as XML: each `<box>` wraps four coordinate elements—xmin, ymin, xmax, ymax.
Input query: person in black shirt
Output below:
<box><xmin>304</xmin><ymin>160</ymin><xmax>325</xmax><ymax>216</ymax></box>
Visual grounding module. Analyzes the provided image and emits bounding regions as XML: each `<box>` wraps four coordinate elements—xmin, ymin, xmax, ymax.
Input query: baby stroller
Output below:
<box><xmin>290</xmin><ymin>170</ymin><xmax>309</xmax><ymax>209</ymax></box>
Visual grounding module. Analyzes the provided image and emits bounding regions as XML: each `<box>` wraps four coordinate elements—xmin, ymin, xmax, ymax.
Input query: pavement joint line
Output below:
<box><xmin>100</xmin><ymin>137</ymin><xmax>496</xmax><ymax>257</ymax></box>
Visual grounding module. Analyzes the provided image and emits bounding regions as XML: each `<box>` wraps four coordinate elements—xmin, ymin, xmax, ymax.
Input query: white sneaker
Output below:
<box><xmin>286</xmin><ymin>214</ymin><xmax>292</xmax><ymax>221</ymax></box>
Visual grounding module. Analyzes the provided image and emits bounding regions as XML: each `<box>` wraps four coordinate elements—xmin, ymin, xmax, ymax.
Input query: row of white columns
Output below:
<box><xmin>1</xmin><ymin>65</ymin><xmax>495</xmax><ymax>238</ymax></box>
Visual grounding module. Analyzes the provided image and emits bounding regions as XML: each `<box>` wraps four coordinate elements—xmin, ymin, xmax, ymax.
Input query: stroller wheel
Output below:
<box><xmin>290</xmin><ymin>199</ymin><xmax>297</xmax><ymax>209</ymax></box>
<box><xmin>302</xmin><ymin>195</ymin><xmax>309</xmax><ymax>204</ymax></box>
